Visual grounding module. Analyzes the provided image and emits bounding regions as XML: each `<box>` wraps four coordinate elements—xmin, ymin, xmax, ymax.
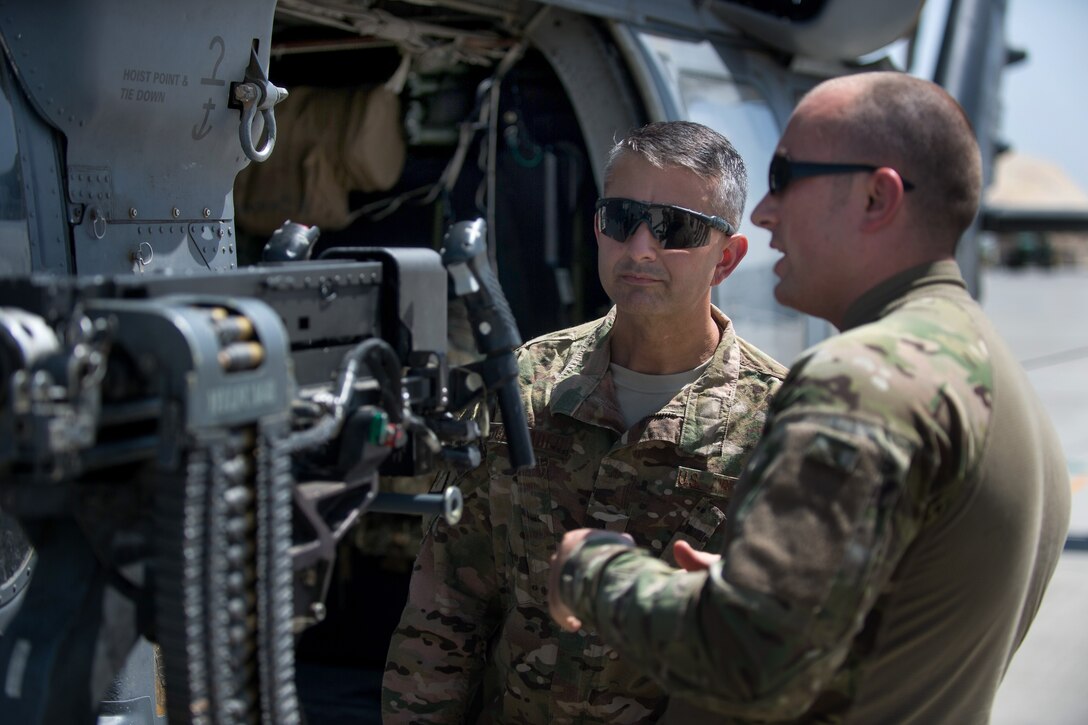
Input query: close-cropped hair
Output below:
<box><xmin>603</xmin><ymin>120</ymin><xmax>748</xmax><ymax>230</ymax></box>
<box><xmin>826</xmin><ymin>72</ymin><xmax>983</xmax><ymax>240</ymax></box>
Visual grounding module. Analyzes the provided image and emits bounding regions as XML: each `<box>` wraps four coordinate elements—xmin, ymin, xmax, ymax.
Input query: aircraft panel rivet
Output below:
<box><xmin>172</xmin><ymin>207</ymin><xmax>180</xmax><ymax>218</ymax></box>
<box><xmin>129</xmin><ymin>208</ymin><xmax>137</xmax><ymax>218</ymax></box>
<box><xmin>203</xmin><ymin>208</ymin><xmax>212</xmax><ymax>218</ymax></box>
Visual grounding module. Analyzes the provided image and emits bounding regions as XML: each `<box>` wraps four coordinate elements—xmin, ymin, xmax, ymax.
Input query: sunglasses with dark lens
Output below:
<box><xmin>594</xmin><ymin>198</ymin><xmax>736</xmax><ymax>250</ymax></box>
<box><xmin>768</xmin><ymin>154</ymin><xmax>916</xmax><ymax>195</ymax></box>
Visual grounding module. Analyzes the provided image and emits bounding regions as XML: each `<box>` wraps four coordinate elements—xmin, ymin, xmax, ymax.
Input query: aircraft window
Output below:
<box><xmin>677</xmin><ymin>72</ymin><xmax>813</xmax><ymax>362</ymax></box>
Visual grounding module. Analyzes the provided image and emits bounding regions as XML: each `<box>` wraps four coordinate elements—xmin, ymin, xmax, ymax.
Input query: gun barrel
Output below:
<box><xmin>367</xmin><ymin>487</ymin><xmax>463</xmax><ymax>525</ymax></box>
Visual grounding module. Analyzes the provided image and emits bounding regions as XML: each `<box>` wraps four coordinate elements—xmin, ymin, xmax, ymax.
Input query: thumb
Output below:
<box><xmin>673</xmin><ymin>540</ymin><xmax>721</xmax><ymax>572</ymax></box>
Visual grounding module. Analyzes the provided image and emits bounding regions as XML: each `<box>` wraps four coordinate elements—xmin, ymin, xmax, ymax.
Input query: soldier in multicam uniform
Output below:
<box><xmin>549</xmin><ymin>72</ymin><xmax>1072</xmax><ymax>724</ymax></box>
<box><xmin>382</xmin><ymin>121</ymin><xmax>787</xmax><ymax>722</ymax></box>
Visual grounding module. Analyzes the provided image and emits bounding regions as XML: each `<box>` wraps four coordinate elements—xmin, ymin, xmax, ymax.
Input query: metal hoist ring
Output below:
<box><xmin>237</xmin><ymin>85</ymin><xmax>279</xmax><ymax>163</ymax></box>
<box><xmin>236</xmin><ymin>48</ymin><xmax>288</xmax><ymax>164</ymax></box>
<box><xmin>88</xmin><ymin>207</ymin><xmax>107</xmax><ymax>239</ymax></box>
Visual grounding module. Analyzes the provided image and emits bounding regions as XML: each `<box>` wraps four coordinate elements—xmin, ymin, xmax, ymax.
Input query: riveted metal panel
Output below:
<box><xmin>0</xmin><ymin>0</ymin><xmax>278</xmax><ymax>275</ymax></box>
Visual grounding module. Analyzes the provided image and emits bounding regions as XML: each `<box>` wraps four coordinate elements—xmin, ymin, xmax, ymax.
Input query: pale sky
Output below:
<box><xmin>906</xmin><ymin>0</ymin><xmax>1088</xmax><ymax>194</ymax></box>
<box><xmin>1002</xmin><ymin>0</ymin><xmax>1088</xmax><ymax>192</ymax></box>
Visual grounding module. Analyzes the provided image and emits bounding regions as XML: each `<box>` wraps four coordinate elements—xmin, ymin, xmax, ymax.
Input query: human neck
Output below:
<box><xmin>609</xmin><ymin>309</ymin><xmax>721</xmax><ymax>374</ymax></box>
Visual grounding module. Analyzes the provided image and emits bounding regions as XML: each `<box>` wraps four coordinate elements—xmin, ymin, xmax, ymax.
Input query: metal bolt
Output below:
<box><xmin>311</xmin><ymin>602</ymin><xmax>326</xmax><ymax>622</ymax></box>
<box><xmin>234</xmin><ymin>84</ymin><xmax>258</xmax><ymax>104</ymax></box>
<box><xmin>129</xmin><ymin>207</ymin><xmax>138</xmax><ymax>218</ymax></box>
<box><xmin>203</xmin><ymin>207</ymin><xmax>212</xmax><ymax>218</ymax></box>
<box><xmin>171</xmin><ymin>207</ymin><xmax>180</xmax><ymax>218</ymax></box>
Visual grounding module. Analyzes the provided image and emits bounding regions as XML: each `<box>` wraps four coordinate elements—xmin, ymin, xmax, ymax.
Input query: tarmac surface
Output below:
<box><xmin>982</xmin><ymin>265</ymin><xmax>1088</xmax><ymax>725</ymax></box>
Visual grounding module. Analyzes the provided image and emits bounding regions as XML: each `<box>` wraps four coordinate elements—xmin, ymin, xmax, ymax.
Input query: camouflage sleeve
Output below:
<box><xmin>382</xmin><ymin>464</ymin><xmax>502</xmax><ymax>723</ymax></box>
<box><xmin>561</xmin><ymin>410</ymin><xmax>925</xmax><ymax>720</ymax></box>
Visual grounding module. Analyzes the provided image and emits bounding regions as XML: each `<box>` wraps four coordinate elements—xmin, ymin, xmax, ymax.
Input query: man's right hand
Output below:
<box><xmin>672</xmin><ymin>540</ymin><xmax>721</xmax><ymax>572</ymax></box>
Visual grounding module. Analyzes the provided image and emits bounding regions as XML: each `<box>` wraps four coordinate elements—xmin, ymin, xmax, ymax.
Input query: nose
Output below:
<box><xmin>750</xmin><ymin>191</ymin><xmax>777</xmax><ymax>231</ymax></box>
<box><xmin>624</xmin><ymin>221</ymin><xmax>660</xmax><ymax>260</ymax></box>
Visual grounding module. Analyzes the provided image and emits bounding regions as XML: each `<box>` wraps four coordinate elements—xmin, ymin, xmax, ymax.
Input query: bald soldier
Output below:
<box><xmin>549</xmin><ymin>72</ymin><xmax>1071</xmax><ymax>723</ymax></box>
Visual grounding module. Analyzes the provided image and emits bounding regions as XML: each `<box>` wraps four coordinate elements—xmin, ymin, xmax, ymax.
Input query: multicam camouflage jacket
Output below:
<box><xmin>560</xmin><ymin>261</ymin><xmax>1071</xmax><ymax>724</ymax></box>
<box><xmin>382</xmin><ymin>306</ymin><xmax>786</xmax><ymax>723</ymax></box>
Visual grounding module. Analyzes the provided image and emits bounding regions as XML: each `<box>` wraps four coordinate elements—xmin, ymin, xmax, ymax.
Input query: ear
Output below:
<box><xmin>859</xmin><ymin>168</ymin><xmax>908</xmax><ymax>233</ymax></box>
<box><xmin>711</xmin><ymin>234</ymin><xmax>748</xmax><ymax>286</ymax></box>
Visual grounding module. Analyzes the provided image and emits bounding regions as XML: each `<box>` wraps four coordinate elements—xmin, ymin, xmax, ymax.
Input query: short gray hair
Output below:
<box><xmin>602</xmin><ymin>121</ymin><xmax>748</xmax><ymax>229</ymax></box>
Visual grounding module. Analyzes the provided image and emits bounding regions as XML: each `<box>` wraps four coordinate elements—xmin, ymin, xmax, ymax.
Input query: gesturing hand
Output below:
<box><xmin>547</xmin><ymin>528</ymin><xmax>634</xmax><ymax>632</ymax></box>
<box><xmin>672</xmin><ymin>539</ymin><xmax>721</xmax><ymax>572</ymax></box>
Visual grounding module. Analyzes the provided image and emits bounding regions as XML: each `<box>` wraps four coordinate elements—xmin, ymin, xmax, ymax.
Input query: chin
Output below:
<box><xmin>615</xmin><ymin>293</ymin><xmax>666</xmax><ymax>316</ymax></box>
<box><xmin>773</xmin><ymin>286</ymin><xmax>806</xmax><ymax>316</ymax></box>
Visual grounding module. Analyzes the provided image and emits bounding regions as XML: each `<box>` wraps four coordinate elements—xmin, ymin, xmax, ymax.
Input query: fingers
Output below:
<box><xmin>547</xmin><ymin>551</ymin><xmax>578</xmax><ymax>631</ymax></box>
<box><xmin>673</xmin><ymin>539</ymin><xmax>721</xmax><ymax>572</ymax></box>
<box><xmin>559</xmin><ymin>614</ymin><xmax>583</xmax><ymax>632</ymax></box>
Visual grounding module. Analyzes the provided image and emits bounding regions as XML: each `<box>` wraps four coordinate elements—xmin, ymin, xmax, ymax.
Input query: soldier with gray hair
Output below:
<box><xmin>549</xmin><ymin>72</ymin><xmax>1071</xmax><ymax>723</ymax></box>
<box><xmin>383</xmin><ymin>120</ymin><xmax>786</xmax><ymax>722</ymax></box>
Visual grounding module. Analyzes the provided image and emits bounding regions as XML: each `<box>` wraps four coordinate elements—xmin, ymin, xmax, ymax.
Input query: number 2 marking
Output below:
<box><xmin>201</xmin><ymin>36</ymin><xmax>226</xmax><ymax>86</ymax></box>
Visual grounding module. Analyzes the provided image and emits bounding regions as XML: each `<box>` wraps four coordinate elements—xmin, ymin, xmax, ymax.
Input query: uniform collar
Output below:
<box><xmin>840</xmin><ymin>259</ymin><xmax>969</xmax><ymax>331</ymax></box>
<box><xmin>550</xmin><ymin>306</ymin><xmax>741</xmax><ymax>453</ymax></box>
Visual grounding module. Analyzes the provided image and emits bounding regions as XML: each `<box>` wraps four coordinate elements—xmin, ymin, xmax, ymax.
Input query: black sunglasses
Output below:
<box><xmin>768</xmin><ymin>153</ymin><xmax>915</xmax><ymax>195</ymax></box>
<box><xmin>595</xmin><ymin>197</ymin><xmax>735</xmax><ymax>250</ymax></box>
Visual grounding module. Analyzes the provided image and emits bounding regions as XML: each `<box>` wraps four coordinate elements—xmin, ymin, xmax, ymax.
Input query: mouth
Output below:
<box><xmin>770</xmin><ymin>247</ymin><xmax>785</xmax><ymax>276</ymax></box>
<box><xmin>619</xmin><ymin>274</ymin><xmax>662</xmax><ymax>285</ymax></box>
